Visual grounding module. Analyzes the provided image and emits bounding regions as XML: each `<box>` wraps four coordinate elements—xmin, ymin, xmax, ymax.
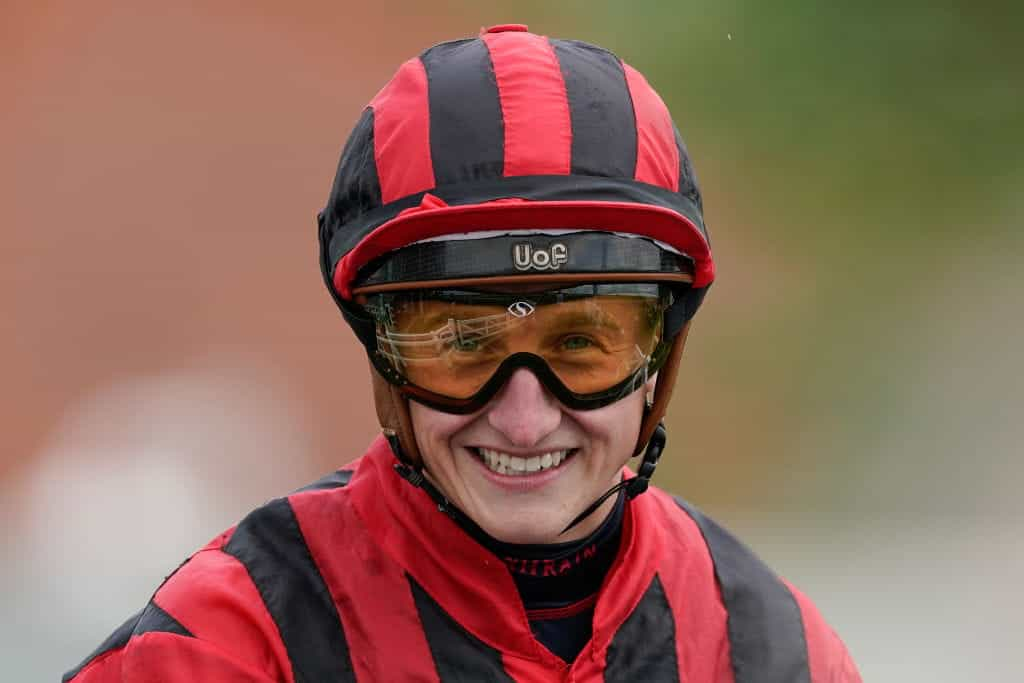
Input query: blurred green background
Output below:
<box><xmin>2</xmin><ymin>1</ymin><xmax>1021</xmax><ymax>680</ymax></box>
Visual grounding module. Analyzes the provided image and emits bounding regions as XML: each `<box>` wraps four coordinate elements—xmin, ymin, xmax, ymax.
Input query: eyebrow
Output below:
<box><xmin>543</xmin><ymin>308</ymin><xmax>623</xmax><ymax>333</ymax></box>
<box><xmin>401</xmin><ymin>300</ymin><xmax>631</xmax><ymax>336</ymax></box>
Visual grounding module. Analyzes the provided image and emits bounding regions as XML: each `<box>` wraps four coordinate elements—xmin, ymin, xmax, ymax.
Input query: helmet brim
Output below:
<box><xmin>330</xmin><ymin>198</ymin><xmax>714</xmax><ymax>299</ymax></box>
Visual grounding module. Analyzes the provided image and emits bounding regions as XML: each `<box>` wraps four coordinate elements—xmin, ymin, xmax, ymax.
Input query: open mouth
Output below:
<box><xmin>471</xmin><ymin>447</ymin><xmax>578</xmax><ymax>476</ymax></box>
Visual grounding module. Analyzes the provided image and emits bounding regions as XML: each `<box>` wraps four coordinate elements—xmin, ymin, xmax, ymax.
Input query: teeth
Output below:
<box><xmin>478</xmin><ymin>448</ymin><xmax>571</xmax><ymax>476</ymax></box>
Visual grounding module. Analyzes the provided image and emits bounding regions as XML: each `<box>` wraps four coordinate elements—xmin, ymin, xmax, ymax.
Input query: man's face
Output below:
<box><xmin>410</xmin><ymin>369</ymin><xmax>654</xmax><ymax>545</ymax></box>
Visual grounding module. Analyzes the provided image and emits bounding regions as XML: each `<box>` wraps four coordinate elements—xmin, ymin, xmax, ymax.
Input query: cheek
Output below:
<box><xmin>408</xmin><ymin>402</ymin><xmax>475</xmax><ymax>459</ymax></box>
<box><xmin>570</xmin><ymin>391</ymin><xmax>646</xmax><ymax>454</ymax></box>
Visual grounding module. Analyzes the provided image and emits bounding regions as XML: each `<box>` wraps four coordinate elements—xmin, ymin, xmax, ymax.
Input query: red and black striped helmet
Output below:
<box><xmin>317</xmin><ymin>24</ymin><xmax>714</xmax><ymax>464</ymax></box>
<box><xmin>319</xmin><ymin>24</ymin><xmax>713</xmax><ymax>301</ymax></box>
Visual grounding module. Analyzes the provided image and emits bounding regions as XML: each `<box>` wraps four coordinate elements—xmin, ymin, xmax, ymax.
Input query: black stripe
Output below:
<box><xmin>324</xmin><ymin>107</ymin><xmax>382</xmax><ymax>244</ymax></box>
<box><xmin>604</xmin><ymin>574</ymin><xmax>679</xmax><ymax>681</ymax></box>
<box><xmin>327</xmin><ymin>173</ymin><xmax>705</xmax><ymax>270</ymax></box>
<box><xmin>408</xmin><ymin>576</ymin><xmax>514</xmax><ymax>682</ymax></box>
<box><xmin>63</xmin><ymin>601</ymin><xmax>193</xmax><ymax>682</ymax></box>
<box><xmin>134</xmin><ymin>601</ymin><xmax>193</xmax><ymax>638</ymax></box>
<box><xmin>223</xmin><ymin>498</ymin><xmax>355</xmax><ymax>683</ymax></box>
<box><xmin>674</xmin><ymin>498</ymin><xmax>810</xmax><ymax>683</ymax></box>
<box><xmin>673</xmin><ymin>123</ymin><xmax>703</xmax><ymax>210</ymax></box>
<box><xmin>550</xmin><ymin>39</ymin><xmax>637</xmax><ymax>179</ymax></box>
<box><xmin>421</xmin><ymin>39</ymin><xmax>504</xmax><ymax>186</ymax></box>
<box><xmin>63</xmin><ymin>610</ymin><xmax>143</xmax><ymax>682</ymax></box>
<box><xmin>294</xmin><ymin>468</ymin><xmax>354</xmax><ymax>493</ymax></box>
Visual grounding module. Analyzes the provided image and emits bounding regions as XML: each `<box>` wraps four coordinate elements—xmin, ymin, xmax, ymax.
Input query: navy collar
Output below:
<box><xmin>480</xmin><ymin>491</ymin><xmax>626</xmax><ymax>608</ymax></box>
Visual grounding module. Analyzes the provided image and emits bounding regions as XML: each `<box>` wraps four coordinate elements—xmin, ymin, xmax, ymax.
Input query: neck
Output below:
<box><xmin>477</xmin><ymin>491</ymin><xmax>626</xmax><ymax>608</ymax></box>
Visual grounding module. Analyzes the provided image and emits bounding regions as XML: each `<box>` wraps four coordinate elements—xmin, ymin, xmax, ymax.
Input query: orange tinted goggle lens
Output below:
<box><xmin>371</xmin><ymin>291</ymin><xmax>665</xmax><ymax>400</ymax></box>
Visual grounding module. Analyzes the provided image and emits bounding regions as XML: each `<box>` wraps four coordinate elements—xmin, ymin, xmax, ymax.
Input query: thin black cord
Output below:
<box><xmin>385</xmin><ymin>424</ymin><xmax>666</xmax><ymax>540</ymax></box>
<box><xmin>558</xmin><ymin>423</ymin><xmax>666</xmax><ymax>535</ymax></box>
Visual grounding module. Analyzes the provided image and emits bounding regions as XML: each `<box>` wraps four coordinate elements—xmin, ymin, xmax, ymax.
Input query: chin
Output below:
<box><xmin>478</xmin><ymin>513</ymin><xmax>567</xmax><ymax>546</ymax></box>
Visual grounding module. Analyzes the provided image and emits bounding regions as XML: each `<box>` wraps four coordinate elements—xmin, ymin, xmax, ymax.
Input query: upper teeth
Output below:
<box><xmin>478</xmin><ymin>448</ymin><xmax>570</xmax><ymax>476</ymax></box>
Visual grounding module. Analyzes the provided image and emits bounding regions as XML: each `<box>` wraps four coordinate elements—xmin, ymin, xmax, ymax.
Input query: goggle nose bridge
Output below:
<box><xmin>383</xmin><ymin>349</ymin><xmax>660</xmax><ymax>416</ymax></box>
<box><xmin>461</xmin><ymin>351</ymin><xmax>593</xmax><ymax>409</ymax></box>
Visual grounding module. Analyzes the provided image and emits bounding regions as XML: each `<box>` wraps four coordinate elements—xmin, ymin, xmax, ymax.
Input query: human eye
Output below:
<box><xmin>560</xmin><ymin>334</ymin><xmax>597</xmax><ymax>352</ymax></box>
<box><xmin>452</xmin><ymin>336</ymin><xmax>485</xmax><ymax>352</ymax></box>
<box><xmin>444</xmin><ymin>328</ymin><xmax>505</xmax><ymax>358</ymax></box>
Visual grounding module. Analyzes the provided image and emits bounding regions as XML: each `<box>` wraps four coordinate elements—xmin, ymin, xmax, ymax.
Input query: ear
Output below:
<box><xmin>370</xmin><ymin>361</ymin><xmax>422</xmax><ymax>465</ymax></box>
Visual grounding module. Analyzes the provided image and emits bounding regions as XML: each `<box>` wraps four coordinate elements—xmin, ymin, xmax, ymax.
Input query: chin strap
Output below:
<box><xmin>558</xmin><ymin>422</ymin><xmax>666</xmax><ymax>536</ymax></box>
<box><xmin>386</xmin><ymin>424</ymin><xmax>667</xmax><ymax>542</ymax></box>
<box><xmin>386</xmin><ymin>431</ymin><xmax>488</xmax><ymax>539</ymax></box>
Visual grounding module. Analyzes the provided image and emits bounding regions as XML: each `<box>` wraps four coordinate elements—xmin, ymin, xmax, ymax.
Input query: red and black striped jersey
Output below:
<box><xmin>65</xmin><ymin>436</ymin><xmax>861</xmax><ymax>682</ymax></box>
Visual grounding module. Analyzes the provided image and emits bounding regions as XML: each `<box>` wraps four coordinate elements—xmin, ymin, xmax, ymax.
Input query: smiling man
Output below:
<box><xmin>66</xmin><ymin>25</ymin><xmax>861</xmax><ymax>683</ymax></box>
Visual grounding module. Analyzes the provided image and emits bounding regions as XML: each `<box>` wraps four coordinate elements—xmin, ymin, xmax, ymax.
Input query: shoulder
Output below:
<box><xmin>64</xmin><ymin>467</ymin><xmax>363</xmax><ymax>683</ymax></box>
<box><xmin>643</xmin><ymin>487</ymin><xmax>862</xmax><ymax>683</ymax></box>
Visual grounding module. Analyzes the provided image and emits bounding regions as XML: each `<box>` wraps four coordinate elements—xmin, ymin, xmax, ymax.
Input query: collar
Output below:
<box><xmin>484</xmin><ymin>491</ymin><xmax>625</xmax><ymax>609</ymax></box>
<box><xmin>348</xmin><ymin>435</ymin><xmax>666</xmax><ymax>665</ymax></box>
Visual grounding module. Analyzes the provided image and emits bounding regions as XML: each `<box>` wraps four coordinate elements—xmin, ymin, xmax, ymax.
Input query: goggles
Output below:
<box><xmin>359</xmin><ymin>283</ymin><xmax>678</xmax><ymax>414</ymax></box>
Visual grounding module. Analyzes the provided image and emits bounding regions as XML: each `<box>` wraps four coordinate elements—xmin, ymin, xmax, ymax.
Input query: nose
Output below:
<box><xmin>486</xmin><ymin>368</ymin><xmax>562</xmax><ymax>448</ymax></box>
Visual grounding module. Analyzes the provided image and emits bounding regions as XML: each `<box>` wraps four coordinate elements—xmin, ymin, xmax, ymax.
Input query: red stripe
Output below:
<box><xmin>353</xmin><ymin>437</ymin><xmax>563</xmax><ymax>666</ymax></box>
<box><xmin>502</xmin><ymin>652</ymin><xmax>570</xmax><ymax>681</ymax></box>
<box><xmin>786</xmin><ymin>581</ymin><xmax>863</xmax><ymax>682</ymax></box>
<box><xmin>153</xmin><ymin>547</ymin><xmax>295</xmax><ymax>683</ymax></box>
<box><xmin>525</xmin><ymin>594</ymin><xmax>598</xmax><ymax>621</ymax></box>
<box><xmin>623</xmin><ymin>63</ymin><xmax>680</xmax><ymax>191</ymax></box>
<box><xmin>371</xmin><ymin>57</ymin><xmax>435</xmax><ymax>202</ymax></box>
<box><xmin>67</xmin><ymin>645</ymin><xmax>126</xmax><ymax>681</ymax></box>
<box><xmin>482</xmin><ymin>32</ymin><xmax>571</xmax><ymax>177</ymax></box>
<box><xmin>123</xmin><ymin>632</ymin><xmax>280</xmax><ymax>680</ymax></box>
<box><xmin>289</xmin><ymin>483</ymin><xmax>440</xmax><ymax>682</ymax></box>
<box><xmin>640</xmin><ymin>490</ymin><xmax>736</xmax><ymax>682</ymax></box>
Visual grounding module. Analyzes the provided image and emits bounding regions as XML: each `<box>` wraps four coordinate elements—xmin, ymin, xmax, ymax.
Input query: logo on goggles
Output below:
<box><xmin>507</xmin><ymin>301</ymin><xmax>535</xmax><ymax>318</ymax></box>
<box><xmin>512</xmin><ymin>242</ymin><xmax>568</xmax><ymax>271</ymax></box>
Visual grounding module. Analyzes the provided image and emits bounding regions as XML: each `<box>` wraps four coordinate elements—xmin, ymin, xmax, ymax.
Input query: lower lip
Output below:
<box><xmin>471</xmin><ymin>451</ymin><xmax>574</xmax><ymax>491</ymax></box>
